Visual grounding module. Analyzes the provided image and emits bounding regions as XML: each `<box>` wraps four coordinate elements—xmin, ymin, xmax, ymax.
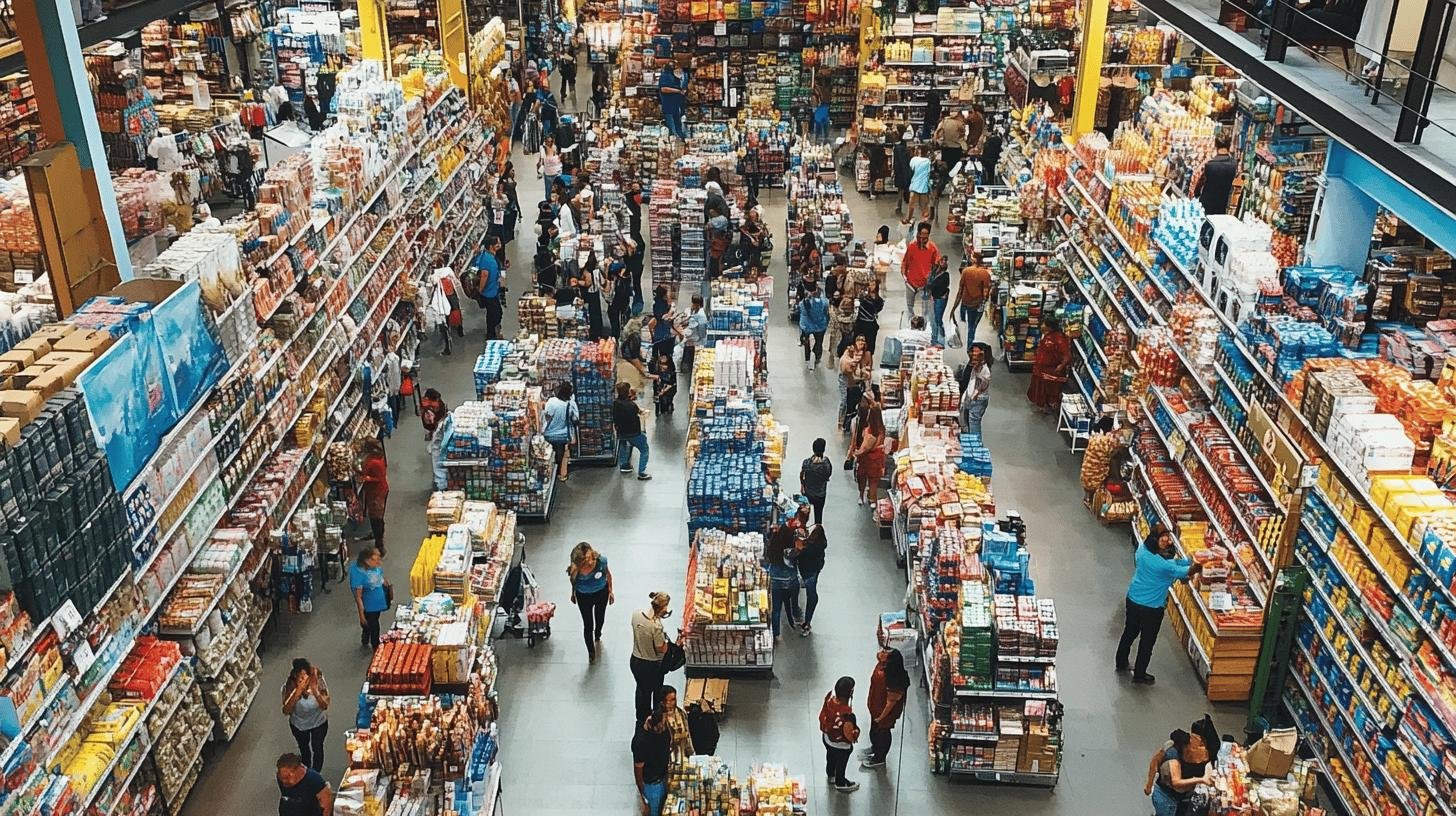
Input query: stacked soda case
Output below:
<box><xmin>366</xmin><ymin>642</ymin><xmax>434</xmax><ymax>695</ymax></box>
<box><xmin>686</xmin><ymin>406</ymin><xmax>774</xmax><ymax>535</ymax></box>
<box><xmin>473</xmin><ymin>339</ymin><xmax>514</xmax><ymax>399</ymax></box>
<box><xmin>442</xmin><ymin>391</ymin><xmax>551</xmax><ymax>513</ymax></box>
<box><xmin>678</xmin><ymin>187</ymin><xmax>708</xmax><ymax>283</ymax></box>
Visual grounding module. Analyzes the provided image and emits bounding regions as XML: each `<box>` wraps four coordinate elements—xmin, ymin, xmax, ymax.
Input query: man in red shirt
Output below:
<box><xmin>899</xmin><ymin>221</ymin><xmax>941</xmax><ymax>320</ymax></box>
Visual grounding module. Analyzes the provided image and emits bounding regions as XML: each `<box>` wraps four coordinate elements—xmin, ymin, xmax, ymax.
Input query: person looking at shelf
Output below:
<box><xmin>952</xmin><ymin>252</ymin><xmax>993</xmax><ymax>342</ymax></box>
<box><xmin>543</xmin><ymin>380</ymin><xmax>580</xmax><ymax>483</ymax></box>
<box><xmin>658</xmin><ymin>58</ymin><xmax>689</xmax><ymax>139</ymax></box>
<box><xmin>905</xmin><ymin>147</ymin><xmax>933</xmax><ymax>226</ymax></box>
<box><xmin>567</xmin><ymin>542</ymin><xmax>614</xmax><ymax>661</ymax></box>
<box><xmin>1145</xmin><ymin>728</ymin><xmax>1214</xmax><ymax>816</ymax></box>
<box><xmin>900</xmin><ymin>221</ymin><xmax>941</xmax><ymax>321</ymax></box>
<box><xmin>651</xmin><ymin>352</ymin><xmax>677</xmax><ymax>416</ymax></box>
<box><xmin>629</xmin><ymin>591</ymin><xmax>673</xmax><ymax>726</ymax></box>
<box><xmin>764</xmin><ymin>525</ymin><xmax>803</xmax><ymax>640</ymax></box>
<box><xmin>959</xmin><ymin>342</ymin><xmax>993</xmax><ymax>436</ymax></box>
<box><xmin>1026</xmin><ymin>316</ymin><xmax>1071</xmax><ymax>414</ymax></box>
<box><xmin>933</xmin><ymin>110</ymin><xmax>967</xmax><ymax>176</ymax></box>
<box><xmin>281</xmin><ymin>659</ymin><xmax>330</xmax><ymax>772</ymax></box>
<box><xmin>860</xmin><ymin>647</ymin><xmax>910</xmax><ymax>769</ymax></box>
<box><xmin>277</xmin><ymin>753</ymin><xmax>332</xmax><ymax>816</ymax></box>
<box><xmin>682</xmin><ymin>294</ymin><xmax>708</xmax><ymax>374</ymax></box>
<box><xmin>1117</xmin><ymin>528</ymin><xmax>1203</xmax><ymax>685</ymax></box>
<box><xmin>658</xmin><ymin>685</ymin><xmax>696</xmax><ymax>759</ymax></box>
<box><xmin>358</xmin><ymin>439</ymin><xmax>389</xmax><ymax>556</ymax></box>
<box><xmin>632</xmin><ymin>704</ymin><xmax>672</xmax><ymax>816</ymax></box>
<box><xmin>1194</xmin><ymin>130</ymin><xmax>1237</xmax><ymax>216</ymax></box>
<box><xmin>473</xmin><ymin>236</ymin><xmax>505</xmax><ymax>341</ymax></box>
<box><xmin>349</xmin><ymin>546</ymin><xmax>391</xmax><ymax>651</ymax></box>
<box><xmin>852</xmin><ymin>402</ymin><xmax>888</xmax><ymax>508</ymax></box>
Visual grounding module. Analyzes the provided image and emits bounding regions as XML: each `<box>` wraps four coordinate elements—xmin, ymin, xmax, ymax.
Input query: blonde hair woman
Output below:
<box><xmin>630</xmin><ymin>591</ymin><xmax>672</xmax><ymax>726</ymax></box>
<box><xmin>567</xmin><ymin>542</ymin><xmax>614</xmax><ymax>661</ymax></box>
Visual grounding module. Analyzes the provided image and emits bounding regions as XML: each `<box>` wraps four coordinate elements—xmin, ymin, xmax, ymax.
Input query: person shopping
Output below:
<box><xmin>659</xmin><ymin>685</ymin><xmax>696</xmax><ymax>759</ymax></box>
<box><xmin>1117</xmin><ymin>529</ymin><xmax>1202</xmax><ymax>685</ymax></box>
<box><xmin>899</xmin><ymin>221</ymin><xmax>941</xmax><ymax>320</ymax></box>
<box><xmin>764</xmin><ymin>526</ymin><xmax>802</xmax><ymax>640</ymax></box>
<box><xmin>651</xmin><ymin>352</ymin><xmax>677</xmax><ymax>416</ymax></box>
<box><xmin>1027</xmin><ymin>316</ymin><xmax>1071</xmax><ymax>414</ymax></box>
<box><xmin>543</xmin><ymin>381</ymin><xmax>580</xmax><ymax>482</ymax></box>
<box><xmin>1146</xmin><ymin>729</ymin><xmax>1214</xmax><ymax>816</ymax></box>
<box><xmin>798</xmin><ymin>438</ymin><xmax>833</xmax><ymax>524</ymax></box>
<box><xmin>818</xmin><ymin>677</ymin><xmax>860</xmax><ymax>792</ymax></box>
<box><xmin>349</xmin><ymin>547</ymin><xmax>391</xmax><ymax>651</ymax></box>
<box><xmin>838</xmin><ymin>335</ymin><xmax>872</xmax><ymax>432</ymax></box>
<box><xmin>633</xmin><ymin>705</ymin><xmax>672</xmax><ymax>815</ymax></box>
<box><xmin>630</xmin><ymin>592</ymin><xmax>672</xmax><ymax>726</ymax></box>
<box><xmin>276</xmin><ymin>753</ymin><xmax>333</xmax><ymax>816</ymax></box>
<box><xmin>567</xmin><ymin>542</ymin><xmax>614</xmax><ymax>661</ymax></box>
<box><xmin>613</xmin><ymin>382</ymin><xmax>652</xmax><ymax>480</ymax></box>
<box><xmin>853</xmin><ymin>280</ymin><xmax>884</xmax><ymax>354</ymax></box>
<box><xmin>281</xmin><ymin>659</ymin><xmax>330</xmax><ymax>772</ymax></box>
<box><xmin>795</xmin><ymin>523</ymin><xmax>827</xmax><ymax>636</ymax></box>
<box><xmin>359</xmin><ymin>439</ymin><xmax>388</xmax><ymax>556</ymax></box>
<box><xmin>852</xmin><ymin>406</ymin><xmax>887</xmax><ymax>507</ymax></box>
<box><xmin>959</xmin><ymin>342</ymin><xmax>993</xmax><ymax>435</ymax></box>
<box><xmin>860</xmin><ymin>648</ymin><xmax>910</xmax><ymax>769</ymax></box>
<box><xmin>798</xmin><ymin>280</ymin><xmax>830</xmax><ymax>371</ymax></box>
<box><xmin>952</xmin><ymin>253</ymin><xmax>992</xmax><ymax>342</ymax></box>
<box><xmin>658</xmin><ymin>59</ymin><xmax>689</xmax><ymax>138</ymax></box>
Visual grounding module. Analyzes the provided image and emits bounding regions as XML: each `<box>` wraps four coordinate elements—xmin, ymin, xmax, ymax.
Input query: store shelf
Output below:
<box><xmin>94</xmin><ymin>739</ymin><xmax>151</xmax><ymax>816</ymax></box>
<box><xmin>1284</xmin><ymin>680</ymin><xmax>1376</xmax><ymax>811</ymax></box>
<box><xmin>1211</xmin><ymin>362</ymin><xmax>1251</xmax><ymax>413</ymax></box>
<box><xmin>953</xmin><ymin>687</ymin><xmax>1057</xmax><ymax>700</ymax></box>
<box><xmin>945</xmin><ymin>767</ymin><xmax>1058</xmax><ymax>786</ymax></box>
<box><xmin>996</xmin><ymin>655</ymin><xmax>1055</xmax><ymax>664</ymax></box>
<box><xmin>880</xmin><ymin>31</ymin><xmax>984</xmax><ymax>38</ymax></box>
<box><xmin>1289</xmin><ymin>651</ymin><xmax>1394</xmax><ymax>806</ymax></box>
<box><xmin>150</xmin><ymin>675</ymin><xmax>197</xmax><ymax>736</ymax></box>
<box><xmin>158</xmin><ymin>545</ymin><xmax>252</xmax><ymax>637</ymax></box>
<box><xmin>75</xmin><ymin>722</ymin><xmax>151</xmax><ymax>811</ymax></box>
<box><xmin>2</xmin><ymin>618</ymin><xmax>51</xmax><ymax>677</ymax></box>
<box><xmin>945</xmin><ymin>731</ymin><xmax>999</xmax><ymax>741</ymax></box>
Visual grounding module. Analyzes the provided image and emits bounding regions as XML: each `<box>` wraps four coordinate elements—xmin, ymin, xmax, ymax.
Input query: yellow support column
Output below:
<box><xmin>439</xmin><ymin>0</ymin><xmax>468</xmax><ymax>90</ymax></box>
<box><xmin>1071</xmin><ymin>0</ymin><xmax>1109</xmax><ymax>138</ymax></box>
<box><xmin>358</xmin><ymin>0</ymin><xmax>392</xmax><ymax>73</ymax></box>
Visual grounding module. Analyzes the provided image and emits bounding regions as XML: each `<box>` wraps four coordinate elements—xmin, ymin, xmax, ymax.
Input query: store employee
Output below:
<box><xmin>658</xmin><ymin>59</ymin><xmax>690</xmax><ymax>139</ymax></box>
<box><xmin>1194</xmin><ymin>131</ymin><xmax>1237</xmax><ymax>216</ymax></box>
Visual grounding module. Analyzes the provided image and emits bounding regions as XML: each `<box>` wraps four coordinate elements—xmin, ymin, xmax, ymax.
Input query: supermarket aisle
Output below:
<box><xmin>191</xmin><ymin>139</ymin><xmax>1239</xmax><ymax>815</ymax></box>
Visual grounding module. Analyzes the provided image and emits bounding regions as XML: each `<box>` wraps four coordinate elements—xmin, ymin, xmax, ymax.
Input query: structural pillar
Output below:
<box><xmin>440</xmin><ymin>0</ymin><xmax>469</xmax><ymax>91</ymax></box>
<box><xmin>1070</xmin><ymin>0</ymin><xmax>1109</xmax><ymax>138</ymax></box>
<box><xmin>357</xmin><ymin>0</ymin><xmax>393</xmax><ymax>75</ymax></box>
<box><xmin>13</xmin><ymin>0</ymin><xmax>130</xmax><ymax>313</ymax></box>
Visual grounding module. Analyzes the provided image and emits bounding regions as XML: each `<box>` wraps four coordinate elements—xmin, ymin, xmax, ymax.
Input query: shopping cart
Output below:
<box><xmin>497</xmin><ymin>543</ymin><xmax>555</xmax><ymax>647</ymax></box>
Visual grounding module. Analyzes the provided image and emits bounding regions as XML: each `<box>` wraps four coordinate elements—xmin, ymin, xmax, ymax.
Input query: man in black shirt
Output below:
<box><xmin>613</xmin><ymin>382</ymin><xmax>651</xmax><ymax>480</ymax></box>
<box><xmin>277</xmin><ymin>753</ymin><xmax>332</xmax><ymax>816</ymax></box>
<box><xmin>1195</xmin><ymin>131</ymin><xmax>1237</xmax><ymax>216</ymax></box>
<box><xmin>633</xmin><ymin>709</ymin><xmax>672</xmax><ymax>816</ymax></box>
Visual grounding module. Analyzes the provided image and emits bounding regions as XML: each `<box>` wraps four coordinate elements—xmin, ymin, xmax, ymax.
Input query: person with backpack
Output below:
<box><xmin>818</xmin><ymin>676</ymin><xmax>860</xmax><ymax>792</ymax></box>
<box><xmin>799</xmin><ymin>438</ymin><xmax>833</xmax><ymax>525</ymax></box>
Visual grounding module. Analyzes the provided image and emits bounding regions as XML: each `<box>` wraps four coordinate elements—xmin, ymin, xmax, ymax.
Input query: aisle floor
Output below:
<box><xmin>187</xmin><ymin>121</ymin><xmax>1241</xmax><ymax>815</ymax></box>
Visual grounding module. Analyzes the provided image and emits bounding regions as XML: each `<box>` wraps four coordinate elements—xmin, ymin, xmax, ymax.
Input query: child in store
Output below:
<box><xmin>420</xmin><ymin>388</ymin><xmax>447</xmax><ymax>442</ymax></box>
<box><xmin>651</xmin><ymin>352</ymin><xmax>677</xmax><ymax>415</ymax></box>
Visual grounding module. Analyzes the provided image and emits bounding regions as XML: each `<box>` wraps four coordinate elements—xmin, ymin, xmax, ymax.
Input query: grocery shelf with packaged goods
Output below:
<box><xmin>886</xmin><ymin>345</ymin><xmax>1063</xmax><ymax>788</ymax></box>
<box><xmin>1001</xmin><ymin>0</ymin><xmax>1456</xmax><ymax>807</ymax></box>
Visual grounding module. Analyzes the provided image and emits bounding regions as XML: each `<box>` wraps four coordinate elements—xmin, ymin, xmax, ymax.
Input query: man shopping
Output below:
<box><xmin>900</xmin><ymin>221</ymin><xmax>942</xmax><ymax>320</ymax></box>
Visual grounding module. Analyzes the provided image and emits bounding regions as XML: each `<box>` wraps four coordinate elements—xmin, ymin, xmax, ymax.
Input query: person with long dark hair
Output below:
<box><xmin>567</xmin><ymin>542</ymin><xmax>614</xmax><ymax>661</ymax></box>
<box><xmin>818</xmin><ymin>676</ymin><xmax>859</xmax><ymax>792</ymax></box>
<box><xmin>1117</xmin><ymin>528</ymin><xmax>1202</xmax><ymax>684</ymax></box>
<box><xmin>543</xmin><ymin>381</ymin><xmax>580</xmax><ymax>482</ymax></box>
<box><xmin>358</xmin><ymin>438</ymin><xmax>388</xmax><ymax>556</ymax></box>
<box><xmin>281</xmin><ymin>658</ymin><xmax>330</xmax><ymax>771</ymax></box>
<box><xmin>852</xmin><ymin>405</ymin><xmax>887</xmax><ymax>507</ymax></box>
<box><xmin>860</xmin><ymin>648</ymin><xmax>910</xmax><ymax>768</ymax></box>
<box><xmin>794</xmin><ymin>523</ymin><xmax>827</xmax><ymax>636</ymax></box>
<box><xmin>853</xmin><ymin>279</ymin><xmax>885</xmax><ymax>354</ymax></box>
<box><xmin>349</xmin><ymin>547</ymin><xmax>391</xmax><ymax>650</ymax></box>
<box><xmin>763</xmin><ymin>526</ymin><xmax>802</xmax><ymax>640</ymax></box>
<box><xmin>1145</xmin><ymin>728</ymin><xmax>1214</xmax><ymax>816</ymax></box>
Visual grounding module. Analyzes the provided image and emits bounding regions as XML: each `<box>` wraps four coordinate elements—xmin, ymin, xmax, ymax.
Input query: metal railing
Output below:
<box><xmin>1231</xmin><ymin>0</ymin><xmax>1456</xmax><ymax>147</ymax></box>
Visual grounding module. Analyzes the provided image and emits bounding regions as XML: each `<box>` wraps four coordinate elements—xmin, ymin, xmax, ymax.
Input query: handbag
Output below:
<box><xmin>661</xmin><ymin>640</ymin><xmax>687</xmax><ymax>672</ymax></box>
<box><xmin>1177</xmin><ymin>792</ymin><xmax>1211</xmax><ymax>816</ymax></box>
<box><xmin>383</xmin><ymin>583</ymin><xmax>394</xmax><ymax>608</ymax></box>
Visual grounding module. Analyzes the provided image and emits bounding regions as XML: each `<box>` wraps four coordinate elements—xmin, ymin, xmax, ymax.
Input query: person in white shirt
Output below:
<box><xmin>683</xmin><ymin>294</ymin><xmax>708</xmax><ymax>373</ymax></box>
<box><xmin>959</xmin><ymin>342</ymin><xmax>992</xmax><ymax>435</ymax></box>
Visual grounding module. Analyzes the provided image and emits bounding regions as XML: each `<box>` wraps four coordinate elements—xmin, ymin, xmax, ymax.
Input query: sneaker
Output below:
<box><xmin>834</xmin><ymin>781</ymin><xmax>860</xmax><ymax>792</ymax></box>
<box><xmin>587</xmin><ymin>645</ymin><xmax>596</xmax><ymax>661</ymax></box>
<box><xmin>860</xmin><ymin>759</ymin><xmax>886</xmax><ymax>769</ymax></box>
<box><xmin>1132</xmin><ymin>673</ymin><xmax>1156</xmax><ymax>685</ymax></box>
<box><xmin>805</xmin><ymin>359</ymin><xmax>813</xmax><ymax>371</ymax></box>
<box><xmin>799</xmin><ymin>623</ymin><xmax>811</xmax><ymax>637</ymax></box>
<box><xmin>618</xmin><ymin>467</ymin><xmax>632</xmax><ymax>474</ymax></box>
<box><xmin>638</xmin><ymin>473</ymin><xmax>653</xmax><ymax>481</ymax></box>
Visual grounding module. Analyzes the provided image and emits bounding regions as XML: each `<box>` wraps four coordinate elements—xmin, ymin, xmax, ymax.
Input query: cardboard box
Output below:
<box><xmin>52</xmin><ymin>330</ymin><xmax>113</xmax><ymax>356</ymax></box>
<box><xmin>1247</xmin><ymin>727</ymin><xmax>1297</xmax><ymax>778</ymax></box>
<box><xmin>0</xmin><ymin>390</ymin><xmax>43</xmax><ymax>424</ymax></box>
<box><xmin>28</xmin><ymin>325</ymin><xmax>74</xmax><ymax>344</ymax></box>
<box><xmin>25</xmin><ymin>373</ymin><xmax>65</xmax><ymax>399</ymax></box>
<box><xmin>0</xmin><ymin>349</ymin><xmax>35</xmax><ymax>369</ymax></box>
<box><xmin>11</xmin><ymin>365</ymin><xmax>50</xmax><ymax>388</ymax></box>
<box><xmin>10</xmin><ymin>338</ymin><xmax>52</xmax><ymax>359</ymax></box>
<box><xmin>684</xmin><ymin>677</ymin><xmax>729</xmax><ymax>714</ymax></box>
<box><xmin>35</xmin><ymin>353</ymin><xmax>91</xmax><ymax>385</ymax></box>
<box><xmin>0</xmin><ymin>417</ymin><xmax>19</xmax><ymax>447</ymax></box>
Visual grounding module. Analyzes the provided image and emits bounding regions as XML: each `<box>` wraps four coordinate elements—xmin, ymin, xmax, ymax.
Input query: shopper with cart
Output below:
<box><xmin>900</xmin><ymin>221</ymin><xmax>941</xmax><ymax>320</ymax></box>
<box><xmin>567</xmin><ymin>542</ymin><xmax>614</xmax><ymax>661</ymax></box>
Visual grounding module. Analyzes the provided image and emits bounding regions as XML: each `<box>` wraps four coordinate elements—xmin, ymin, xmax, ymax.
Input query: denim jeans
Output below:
<box><xmin>931</xmin><ymin>295</ymin><xmax>948</xmax><ymax>344</ymax></box>
<box><xmin>770</xmin><ymin>578</ymin><xmax>800</xmax><ymax>636</ymax></box>
<box><xmin>1151</xmin><ymin>786</ymin><xmax>1179</xmax><ymax>816</ymax></box>
<box><xmin>813</xmin><ymin>119</ymin><xmax>830</xmax><ymax>141</ymax></box>
<box><xmin>618</xmin><ymin>432</ymin><xmax>650</xmax><ymax>474</ymax></box>
<box><xmin>801</xmin><ymin>570</ymin><xmax>821</xmax><ymax>625</ymax></box>
<box><xmin>643</xmin><ymin>779</ymin><xmax>667</xmax><ymax>815</ymax></box>
<box><xmin>960</xmin><ymin>305</ymin><xmax>985</xmax><ymax>343</ymax></box>
<box><xmin>542</xmin><ymin>173</ymin><xmax>559</xmax><ymax>197</ymax></box>
<box><xmin>961</xmin><ymin>395</ymin><xmax>989</xmax><ymax>436</ymax></box>
<box><xmin>432</xmin><ymin>455</ymin><xmax>447</xmax><ymax>491</ymax></box>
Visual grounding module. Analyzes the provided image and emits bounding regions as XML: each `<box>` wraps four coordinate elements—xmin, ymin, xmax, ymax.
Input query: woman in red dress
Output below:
<box><xmin>853</xmin><ymin>405</ymin><xmax>887</xmax><ymax>507</ymax></box>
<box><xmin>1027</xmin><ymin>316</ymin><xmax>1071</xmax><ymax>414</ymax></box>
<box><xmin>359</xmin><ymin>438</ymin><xmax>389</xmax><ymax>556</ymax></box>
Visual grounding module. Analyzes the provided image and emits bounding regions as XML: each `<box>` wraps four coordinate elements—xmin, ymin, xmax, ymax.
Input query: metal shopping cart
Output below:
<box><xmin>496</xmin><ymin>542</ymin><xmax>555</xmax><ymax>647</ymax></box>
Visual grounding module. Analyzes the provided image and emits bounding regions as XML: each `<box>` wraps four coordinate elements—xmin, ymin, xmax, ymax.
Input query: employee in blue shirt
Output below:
<box><xmin>658</xmin><ymin>59</ymin><xmax>689</xmax><ymax>139</ymax></box>
<box><xmin>1117</xmin><ymin>528</ymin><xmax>1201</xmax><ymax>685</ymax></box>
<box><xmin>473</xmin><ymin>236</ymin><xmax>505</xmax><ymax>340</ymax></box>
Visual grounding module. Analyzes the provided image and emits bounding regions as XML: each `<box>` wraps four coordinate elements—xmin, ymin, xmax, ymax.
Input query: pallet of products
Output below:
<box><xmin>663</xmin><ymin>757</ymin><xmax>808</xmax><ymax>814</ymax></box>
<box><xmin>681</xmin><ymin>529</ymin><xmax>773</xmax><ymax>671</ymax></box>
<box><xmin>537</xmin><ymin>338</ymin><xmax>618</xmax><ymax>462</ymax></box>
<box><xmin>442</xmin><ymin>393</ymin><xmax>554</xmax><ymax>518</ymax></box>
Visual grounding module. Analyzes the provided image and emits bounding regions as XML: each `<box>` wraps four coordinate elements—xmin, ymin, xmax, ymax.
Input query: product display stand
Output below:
<box><xmin>681</xmin><ymin>528</ymin><xmax>774</xmax><ymax>674</ymax></box>
<box><xmin>663</xmin><ymin>757</ymin><xmax>809</xmax><ymax>814</ymax></box>
<box><xmin>442</xmin><ymin>392</ymin><xmax>556</xmax><ymax>522</ymax></box>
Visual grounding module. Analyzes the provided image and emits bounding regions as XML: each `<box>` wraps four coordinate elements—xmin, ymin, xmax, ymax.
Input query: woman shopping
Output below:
<box><xmin>281</xmin><ymin>658</ymin><xmax>330</xmax><ymax>771</ymax></box>
<box><xmin>763</xmin><ymin>526</ymin><xmax>802</xmax><ymax>640</ymax></box>
<box><xmin>1027</xmin><ymin>316</ymin><xmax>1071</xmax><ymax>414</ymax></box>
<box><xmin>630</xmin><ymin>592</ymin><xmax>673</xmax><ymax>727</ymax></box>
<box><xmin>543</xmin><ymin>381</ymin><xmax>580</xmax><ymax>482</ymax></box>
<box><xmin>853</xmin><ymin>280</ymin><xmax>885</xmax><ymax>353</ymax></box>
<box><xmin>852</xmin><ymin>405</ymin><xmax>887</xmax><ymax>507</ymax></box>
<box><xmin>1146</xmin><ymin>729</ymin><xmax>1214</xmax><ymax>816</ymax></box>
<box><xmin>837</xmin><ymin>335</ymin><xmax>872</xmax><ymax>432</ymax></box>
<box><xmin>795</xmin><ymin>523</ymin><xmax>828</xmax><ymax>636</ymax></box>
<box><xmin>567</xmin><ymin>542</ymin><xmax>614</xmax><ymax>661</ymax></box>
<box><xmin>358</xmin><ymin>439</ymin><xmax>389</xmax><ymax>556</ymax></box>
<box><xmin>860</xmin><ymin>648</ymin><xmax>910</xmax><ymax>769</ymax></box>
<box><xmin>349</xmin><ymin>547</ymin><xmax>391</xmax><ymax>651</ymax></box>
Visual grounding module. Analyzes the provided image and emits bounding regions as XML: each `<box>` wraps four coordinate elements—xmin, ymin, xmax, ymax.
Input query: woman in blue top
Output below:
<box><xmin>567</xmin><ymin>542</ymin><xmax>615</xmax><ymax>661</ymax></box>
<box><xmin>798</xmin><ymin>280</ymin><xmax>830</xmax><ymax>370</ymax></box>
<box><xmin>763</xmin><ymin>526</ymin><xmax>802</xmax><ymax>639</ymax></box>
<box><xmin>349</xmin><ymin>547</ymin><xmax>391</xmax><ymax>651</ymax></box>
<box><xmin>543</xmin><ymin>380</ymin><xmax>580</xmax><ymax>482</ymax></box>
<box><xmin>1116</xmin><ymin>528</ymin><xmax>1202</xmax><ymax>684</ymax></box>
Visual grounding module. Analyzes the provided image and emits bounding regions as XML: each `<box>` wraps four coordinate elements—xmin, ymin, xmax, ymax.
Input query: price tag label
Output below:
<box><xmin>13</xmin><ymin>269</ymin><xmax>33</xmax><ymax>285</ymax></box>
<box><xmin>51</xmin><ymin>600</ymin><xmax>82</xmax><ymax>639</ymax></box>
<box><xmin>714</xmin><ymin>22</ymin><xmax>726</xmax><ymax>35</ymax></box>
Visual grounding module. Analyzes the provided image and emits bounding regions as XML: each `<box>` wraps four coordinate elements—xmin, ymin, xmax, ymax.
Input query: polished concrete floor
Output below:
<box><xmin>186</xmin><ymin>125</ymin><xmax>1244</xmax><ymax>815</ymax></box>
